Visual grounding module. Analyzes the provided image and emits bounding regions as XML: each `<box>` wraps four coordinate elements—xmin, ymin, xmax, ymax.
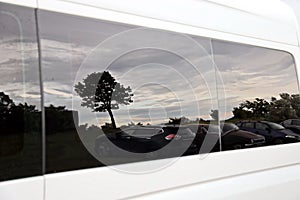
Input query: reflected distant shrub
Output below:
<box><xmin>268</xmin><ymin>93</ymin><xmax>298</xmax><ymax>122</ymax></box>
<box><xmin>232</xmin><ymin>93</ymin><xmax>300</xmax><ymax>123</ymax></box>
<box><xmin>45</xmin><ymin>105</ymin><xmax>78</xmax><ymax>134</ymax></box>
<box><xmin>0</xmin><ymin>92</ymin><xmax>40</xmax><ymax>134</ymax></box>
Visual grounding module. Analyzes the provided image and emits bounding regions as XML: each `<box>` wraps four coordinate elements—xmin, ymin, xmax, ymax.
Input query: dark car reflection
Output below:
<box><xmin>190</xmin><ymin>123</ymin><xmax>265</xmax><ymax>151</ymax></box>
<box><xmin>236</xmin><ymin>121</ymin><xmax>300</xmax><ymax>145</ymax></box>
<box><xmin>150</xmin><ymin>126</ymin><xmax>198</xmax><ymax>155</ymax></box>
<box><xmin>95</xmin><ymin>126</ymin><xmax>198</xmax><ymax>157</ymax></box>
<box><xmin>281</xmin><ymin>119</ymin><xmax>300</xmax><ymax>135</ymax></box>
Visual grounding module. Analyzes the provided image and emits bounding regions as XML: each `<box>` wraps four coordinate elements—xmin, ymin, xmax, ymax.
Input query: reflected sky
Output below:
<box><xmin>38</xmin><ymin>10</ymin><xmax>218</xmax><ymax>126</ymax></box>
<box><xmin>38</xmin><ymin>11</ymin><xmax>300</xmax><ymax>125</ymax></box>
<box><xmin>213</xmin><ymin>40</ymin><xmax>299</xmax><ymax>119</ymax></box>
<box><xmin>0</xmin><ymin>5</ymin><xmax>40</xmax><ymax>109</ymax></box>
<box><xmin>1</xmin><ymin>9</ymin><xmax>298</xmax><ymax>126</ymax></box>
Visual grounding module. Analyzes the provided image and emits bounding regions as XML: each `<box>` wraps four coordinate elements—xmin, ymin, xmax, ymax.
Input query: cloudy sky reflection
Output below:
<box><xmin>0</xmin><ymin>7</ymin><xmax>40</xmax><ymax>109</ymax></box>
<box><xmin>1</xmin><ymin>9</ymin><xmax>298</xmax><ymax>127</ymax></box>
<box><xmin>37</xmin><ymin>11</ymin><xmax>300</xmax><ymax>126</ymax></box>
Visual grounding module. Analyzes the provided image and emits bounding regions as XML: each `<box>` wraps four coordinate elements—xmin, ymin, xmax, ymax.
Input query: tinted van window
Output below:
<box><xmin>38</xmin><ymin>10</ymin><xmax>218</xmax><ymax>173</ymax></box>
<box><xmin>0</xmin><ymin>3</ymin><xmax>42</xmax><ymax>181</ymax></box>
<box><xmin>39</xmin><ymin>9</ymin><xmax>300</xmax><ymax>174</ymax></box>
<box><xmin>292</xmin><ymin>120</ymin><xmax>300</xmax><ymax>126</ymax></box>
<box><xmin>256</xmin><ymin>123</ymin><xmax>268</xmax><ymax>131</ymax></box>
<box><xmin>213</xmin><ymin>39</ymin><xmax>300</xmax><ymax>146</ymax></box>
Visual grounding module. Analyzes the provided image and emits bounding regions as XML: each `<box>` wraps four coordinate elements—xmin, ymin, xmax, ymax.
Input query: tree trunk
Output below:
<box><xmin>107</xmin><ymin>109</ymin><xmax>117</xmax><ymax>129</ymax></box>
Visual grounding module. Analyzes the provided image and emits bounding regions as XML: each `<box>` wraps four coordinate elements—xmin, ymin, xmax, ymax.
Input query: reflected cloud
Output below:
<box><xmin>44</xmin><ymin>88</ymin><xmax>73</xmax><ymax>98</ymax></box>
<box><xmin>37</xmin><ymin>13</ymin><xmax>299</xmax><ymax>127</ymax></box>
<box><xmin>41</xmin><ymin>33</ymin><xmax>216</xmax><ymax>125</ymax></box>
<box><xmin>213</xmin><ymin>40</ymin><xmax>299</xmax><ymax>120</ymax></box>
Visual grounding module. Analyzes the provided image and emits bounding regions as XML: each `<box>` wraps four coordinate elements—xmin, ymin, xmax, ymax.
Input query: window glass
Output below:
<box><xmin>39</xmin><ymin>9</ymin><xmax>300</xmax><ymax>174</ymax></box>
<box><xmin>38</xmin><ymin>10</ymin><xmax>218</xmax><ymax>173</ymax></box>
<box><xmin>213</xmin><ymin>39</ymin><xmax>300</xmax><ymax>147</ymax></box>
<box><xmin>283</xmin><ymin>119</ymin><xmax>291</xmax><ymax>126</ymax></box>
<box><xmin>256</xmin><ymin>123</ymin><xmax>268</xmax><ymax>131</ymax></box>
<box><xmin>0</xmin><ymin>3</ymin><xmax>42</xmax><ymax>181</ymax></box>
<box><xmin>130</xmin><ymin>128</ymin><xmax>161</xmax><ymax>138</ymax></box>
<box><xmin>243</xmin><ymin>123</ymin><xmax>254</xmax><ymax>128</ymax></box>
<box><xmin>263</xmin><ymin>121</ymin><xmax>285</xmax><ymax>130</ymax></box>
<box><xmin>221</xmin><ymin>123</ymin><xmax>239</xmax><ymax>135</ymax></box>
<box><xmin>292</xmin><ymin>120</ymin><xmax>300</xmax><ymax>126</ymax></box>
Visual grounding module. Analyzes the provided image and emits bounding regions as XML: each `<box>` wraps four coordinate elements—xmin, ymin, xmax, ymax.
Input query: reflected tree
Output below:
<box><xmin>0</xmin><ymin>92</ymin><xmax>14</xmax><ymax>131</ymax></box>
<box><xmin>232</xmin><ymin>93</ymin><xmax>300</xmax><ymax>123</ymax></box>
<box><xmin>0</xmin><ymin>92</ymin><xmax>40</xmax><ymax>133</ymax></box>
<box><xmin>268</xmin><ymin>93</ymin><xmax>298</xmax><ymax>122</ymax></box>
<box><xmin>210</xmin><ymin>109</ymin><xmax>219</xmax><ymax>121</ymax></box>
<box><xmin>233</xmin><ymin>98</ymin><xmax>270</xmax><ymax>120</ymax></box>
<box><xmin>11</xmin><ymin>103</ymin><xmax>39</xmax><ymax>133</ymax></box>
<box><xmin>168</xmin><ymin>116</ymin><xmax>191</xmax><ymax>125</ymax></box>
<box><xmin>291</xmin><ymin>94</ymin><xmax>300</xmax><ymax>117</ymax></box>
<box><xmin>232</xmin><ymin>98</ymin><xmax>270</xmax><ymax>121</ymax></box>
<box><xmin>45</xmin><ymin>105</ymin><xmax>77</xmax><ymax>134</ymax></box>
<box><xmin>74</xmin><ymin>71</ymin><xmax>133</xmax><ymax>129</ymax></box>
<box><xmin>0</xmin><ymin>92</ymin><xmax>13</xmax><ymax>122</ymax></box>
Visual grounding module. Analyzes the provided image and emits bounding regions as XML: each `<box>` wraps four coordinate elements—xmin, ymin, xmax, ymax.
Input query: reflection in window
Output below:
<box><xmin>256</xmin><ymin>123</ymin><xmax>268</xmax><ymax>131</ymax></box>
<box><xmin>39</xmin><ymin>10</ymin><xmax>218</xmax><ymax>173</ymax></box>
<box><xmin>0</xmin><ymin>3</ymin><xmax>41</xmax><ymax>181</ymax></box>
<box><xmin>39</xmin><ymin>10</ymin><xmax>300</xmax><ymax>174</ymax></box>
<box><xmin>213</xmin><ymin>39</ymin><xmax>300</xmax><ymax>147</ymax></box>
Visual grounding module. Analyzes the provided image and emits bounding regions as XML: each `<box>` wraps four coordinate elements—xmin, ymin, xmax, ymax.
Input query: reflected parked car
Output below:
<box><xmin>190</xmin><ymin>123</ymin><xmax>265</xmax><ymax>151</ymax></box>
<box><xmin>281</xmin><ymin>119</ymin><xmax>300</xmax><ymax>135</ymax></box>
<box><xmin>95</xmin><ymin>126</ymin><xmax>197</xmax><ymax>157</ymax></box>
<box><xmin>236</xmin><ymin>121</ymin><xmax>300</xmax><ymax>145</ymax></box>
<box><xmin>150</xmin><ymin>126</ymin><xmax>198</xmax><ymax>155</ymax></box>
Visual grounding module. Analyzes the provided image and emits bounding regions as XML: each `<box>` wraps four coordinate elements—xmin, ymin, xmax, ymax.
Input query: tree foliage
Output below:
<box><xmin>268</xmin><ymin>93</ymin><xmax>298</xmax><ymax>122</ymax></box>
<box><xmin>168</xmin><ymin>117</ymin><xmax>189</xmax><ymax>125</ymax></box>
<box><xmin>74</xmin><ymin>71</ymin><xmax>133</xmax><ymax>128</ymax></box>
<box><xmin>45</xmin><ymin>105</ymin><xmax>77</xmax><ymax>134</ymax></box>
<box><xmin>0</xmin><ymin>92</ymin><xmax>14</xmax><ymax>118</ymax></box>
<box><xmin>0</xmin><ymin>92</ymin><xmax>40</xmax><ymax>133</ymax></box>
<box><xmin>210</xmin><ymin>109</ymin><xmax>219</xmax><ymax>121</ymax></box>
<box><xmin>232</xmin><ymin>93</ymin><xmax>300</xmax><ymax>123</ymax></box>
<box><xmin>232</xmin><ymin>98</ymin><xmax>269</xmax><ymax>120</ymax></box>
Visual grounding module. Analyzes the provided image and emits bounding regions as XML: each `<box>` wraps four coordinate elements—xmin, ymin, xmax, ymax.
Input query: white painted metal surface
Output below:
<box><xmin>128</xmin><ymin>164</ymin><xmax>300</xmax><ymax>200</ymax></box>
<box><xmin>37</xmin><ymin>1</ymin><xmax>300</xmax><ymax>196</ymax></box>
<box><xmin>0</xmin><ymin>0</ymin><xmax>37</xmax><ymax>8</ymax></box>
<box><xmin>0</xmin><ymin>177</ymin><xmax>44</xmax><ymax>200</ymax></box>
<box><xmin>37</xmin><ymin>0</ymin><xmax>299</xmax><ymax>46</ymax></box>
<box><xmin>45</xmin><ymin>143</ymin><xmax>300</xmax><ymax>200</ymax></box>
<box><xmin>0</xmin><ymin>0</ymin><xmax>300</xmax><ymax>200</ymax></box>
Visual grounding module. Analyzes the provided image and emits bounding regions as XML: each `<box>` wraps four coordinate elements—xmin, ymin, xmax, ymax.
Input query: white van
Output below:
<box><xmin>1</xmin><ymin>0</ymin><xmax>300</xmax><ymax>199</ymax></box>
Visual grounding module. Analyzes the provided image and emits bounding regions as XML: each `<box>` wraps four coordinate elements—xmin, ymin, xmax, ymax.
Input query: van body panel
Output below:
<box><xmin>0</xmin><ymin>177</ymin><xmax>44</xmax><ymax>200</ymax></box>
<box><xmin>44</xmin><ymin>143</ymin><xmax>300</xmax><ymax>200</ymax></box>
<box><xmin>0</xmin><ymin>1</ymin><xmax>300</xmax><ymax>200</ymax></box>
<box><xmin>128</xmin><ymin>164</ymin><xmax>300</xmax><ymax>200</ymax></box>
<box><xmin>37</xmin><ymin>0</ymin><xmax>299</xmax><ymax>46</ymax></box>
<box><xmin>0</xmin><ymin>0</ymin><xmax>37</xmax><ymax>8</ymax></box>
